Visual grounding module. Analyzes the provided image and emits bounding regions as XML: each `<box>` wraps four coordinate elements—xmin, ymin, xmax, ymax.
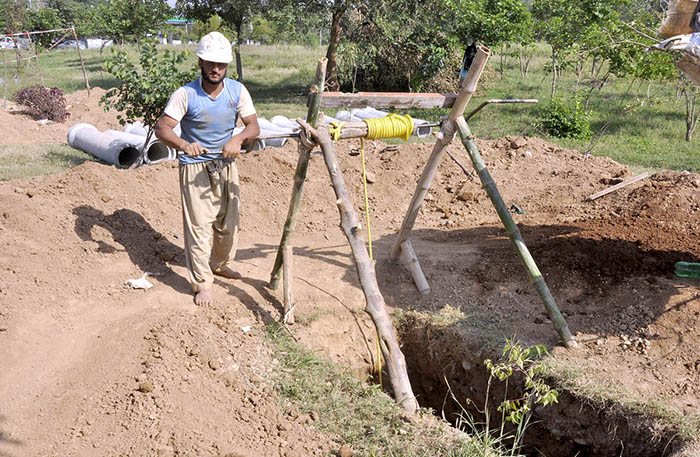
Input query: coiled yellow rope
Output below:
<box><xmin>365</xmin><ymin>113</ymin><xmax>414</xmax><ymax>141</ymax></box>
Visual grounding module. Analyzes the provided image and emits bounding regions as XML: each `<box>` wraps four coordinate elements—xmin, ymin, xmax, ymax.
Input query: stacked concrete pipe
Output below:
<box><xmin>67</xmin><ymin>123</ymin><xmax>141</xmax><ymax>168</ymax></box>
<box><xmin>122</xmin><ymin>123</ymin><xmax>178</xmax><ymax>165</ymax></box>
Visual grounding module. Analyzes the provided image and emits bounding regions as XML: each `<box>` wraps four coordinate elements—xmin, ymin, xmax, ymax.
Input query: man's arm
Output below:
<box><xmin>155</xmin><ymin>114</ymin><xmax>207</xmax><ymax>157</ymax></box>
<box><xmin>222</xmin><ymin>114</ymin><xmax>260</xmax><ymax>159</ymax></box>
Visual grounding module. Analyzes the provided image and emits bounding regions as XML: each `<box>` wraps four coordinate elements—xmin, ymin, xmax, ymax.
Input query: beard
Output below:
<box><xmin>201</xmin><ymin>66</ymin><xmax>226</xmax><ymax>85</ymax></box>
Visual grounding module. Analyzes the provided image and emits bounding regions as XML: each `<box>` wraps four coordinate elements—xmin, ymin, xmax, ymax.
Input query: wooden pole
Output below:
<box><xmin>389</xmin><ymin>46</ymin><xmax>491</xmax><ymax>264</ymax></box>
<box><xmin>399</xmin><ymin>240</ymin><xmax>429</xmax><ymax>294</ymax></box>
<box><xmin>455</xmin><ymin>117</ymin><xmax>577</xmax><ymax>348</ymax></box>
<box><xmin>71</xmin><ymin>26</ymin><xmax>90</xmax><ymax>95</ymax></box>
<box><xmin>283</xmin><ymin>244</ymin><xmax>295</xmax><ymax>324</ymax></box>
<box><xmin>269</xmin><ymin>58</ymin><xmax>327</xmax><ymax>290</ymax></box>
<box><xmin>299</xmin><ymin>118</ymin><xmax>418</xmax><ymax>413</ymax></box>
<box><xmin>25</xmin><ymin>32</ymin><xmax>43</xmax><ymax>86</ymax></box>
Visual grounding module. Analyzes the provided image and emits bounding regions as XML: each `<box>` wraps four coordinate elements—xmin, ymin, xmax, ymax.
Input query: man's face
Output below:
<box><xmin>199</xmin><ymin>59</ymin><xmax>227</xmax><ymax>85</ymax></box>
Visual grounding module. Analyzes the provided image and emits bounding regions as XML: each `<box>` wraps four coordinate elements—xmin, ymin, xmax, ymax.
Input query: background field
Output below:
<box><xmin>1</xmin><ymin>42</ymin><xmax>698</xmax><ymax>179</ymax></box>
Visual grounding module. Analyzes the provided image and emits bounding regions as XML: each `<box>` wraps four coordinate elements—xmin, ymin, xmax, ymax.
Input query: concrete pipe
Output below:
<box><xmin>124</xmin><ymin>121</ymin><xmax>181</xmax><ymax>137</ymax></box>
<box><xmin>104</xmin><ymin>130</ymin><xmax>175</xmax><ymax>165</ymax></box>
<box><xmin>67</xmin><ymin>123</ymin><xmax>141</xmax><ymax>168</ymax></box>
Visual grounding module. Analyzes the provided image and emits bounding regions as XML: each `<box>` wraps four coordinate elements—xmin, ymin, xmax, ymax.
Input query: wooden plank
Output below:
<box><xmin>585</xmin><ymin>172</ymin><xmax>650</xmax><ymax>202</ymax></box>
<box><xmin>320</xmin><ymin>91</ymin><xmax>457</xmax><ymax>109</ymax></box>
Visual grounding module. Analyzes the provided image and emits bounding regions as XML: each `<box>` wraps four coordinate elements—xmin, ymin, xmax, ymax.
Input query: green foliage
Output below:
<box><xmin>177</xmin><ymin>0</ymin><xmax>261</xmax><ymax>41</ymax></box>
<box><xmin>14</xmin><ymin>85</ymin><xmax>70</xmax><ymax>122</ymax></box>
<box><xmin>451</xmin><ymin>340</ymin><xmax>558</xmax><ymax>457</ymax></box>
<box><xmin>262</xmin><ymin>4</ymin><xmax>326</xmax><ymax>46</ymax></box>
<box><xmin>192</xmin><ymin>14</ymin><xmax>234</xmax><ymax>41</ymax></box>
<box><xmin>0</xmin><ymin>0</ymin><xmax>28</xmax><ymax>33</ymax></box>
<box><xmin>536</xmin><ymin>97</ymin><xmax>593</xmax><ymax>139</ymax></box>
<box><xmin>100</xmin><ymin>40</ymin><xmax>197</xmax><ymax>134</ymax></box>
<box><xmin>447</xmin><ymin>0</ymin><xmax>534</xmax><ymax>48</ymax></box>
<box><xmin>97</xmin><ymin>0</ymin><xmax>171</xmax><ymax>44</ymax></box>
<box><xmin>25</xmin><ymin>7</ymin><xmax>66</xmax><ymax>48</ymax></box>
<box><xmin>337</xmin><ymin>0</ymin><xmax>462</xmax><ymax>92</ymax></box>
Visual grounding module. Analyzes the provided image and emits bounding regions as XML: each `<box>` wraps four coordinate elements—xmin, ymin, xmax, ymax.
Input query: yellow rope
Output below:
<box><xmin>364</xmin><ymin>113</ymin><xmax>414</xmax><ymax>141</ymax></box>
<box><xmin>360</xmin><ymin>136</ymin><xmax>381</xmax><ymax>387</ymax></box>
<box><xmin>329</xmin><ymin>120</ymin><xmax>346</xmax><ymax>141</ymax></box>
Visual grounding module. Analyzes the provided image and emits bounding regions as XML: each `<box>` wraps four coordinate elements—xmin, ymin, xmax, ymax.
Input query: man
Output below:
<box><xmin>155</xmin><ymin>31</ymin><xmax>260</xmax><ymax>307</ymax></box>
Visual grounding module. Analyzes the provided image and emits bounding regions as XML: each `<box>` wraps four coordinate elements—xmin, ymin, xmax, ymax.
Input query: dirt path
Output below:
<box><xmin>1</xmin><ymin>90</ymin><xmax>699</xmax><ymax>456</ymax></box>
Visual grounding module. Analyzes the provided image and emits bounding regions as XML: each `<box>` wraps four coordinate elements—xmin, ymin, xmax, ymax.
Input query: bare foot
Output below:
<box><xmin>194</xmin><ymin>288</ymin><xmax>213</xmax><ymax>307</ymax></box>
<box><xmin>213</xmin><ymin>266</ymin><xmax>242</xmax><ymax>280</ymax></box>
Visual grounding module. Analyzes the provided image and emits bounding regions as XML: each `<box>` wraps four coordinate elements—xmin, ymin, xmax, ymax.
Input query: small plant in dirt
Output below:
<box><xmin>450</xmin><ymin>340</ymin><xmax>558</xmax><ymax>457</ymax></box>
<box><xmin>13</xmin><ymin>85</ymin><xmax>70</xmax><ymax>122</ymax></box>
<box><xmin>100</xmin><ymin>39</ymin><xmax>197</xmax><ymax>150</ymax></box>
<box><xmin>536</xmin><ymin>97</ymin><xmax>593</xmax><ymax>140</ymax></box>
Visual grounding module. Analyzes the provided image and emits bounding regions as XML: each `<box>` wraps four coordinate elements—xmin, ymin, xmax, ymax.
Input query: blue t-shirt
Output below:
<box><xmin>178</xmin><ymin>78</ymin><xmax>242</xmax><ymax>165</ymax></box>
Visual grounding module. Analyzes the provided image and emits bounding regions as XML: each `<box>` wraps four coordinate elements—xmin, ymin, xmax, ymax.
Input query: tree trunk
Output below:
<box><xmin>551</xmin><ymin>48</ymin><xmax>558</xmax><ymax>98</ymax></box>
<box><xmin>325</xmin><ymin>7</ymin><xmax>345</xmax><ymax>91</ymax></box>
<box><xmin>235</xmin><ymin>22</ymin><xmax>243</xmax><ymax>81</ymax></box>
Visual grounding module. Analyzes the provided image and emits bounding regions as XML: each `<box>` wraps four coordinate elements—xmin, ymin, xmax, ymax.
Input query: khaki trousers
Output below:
<box><xmin>179</xmin><ymin>159</ymin><xmax>240</xmax><ymax>292</ymax></box>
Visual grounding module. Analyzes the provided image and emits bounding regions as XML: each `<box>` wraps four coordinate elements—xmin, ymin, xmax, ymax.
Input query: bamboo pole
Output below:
<box><xmin>454</xmin><ymin>116</ymin><xmax>577</xmax><ymax>348</ymax></box>
<box><xmin>25</xmin><ymin>32</ymin><xmax>43</xmax><ymax>86</ymax></box>
<box><xmin>299</xmin><ymin>118</ymin><xmax>418</xmax><ymax>413</ymax></box>
<box><xmin>283</xmin><ymin>244</ymin><xmax>295</xmax><ymax>324</ymax></box>
<box><xmin>71</xmin><ymin>26</ymin><xmax>90</xmax><ymax>95</ymax></box>
<box><xmin>399</xmin><ymin>240</ymin><xmax>429</xmax><ymax>294</ymax></box>
<box><xmin>269</xmin><ymin>58</ymin><xmax>327</xmax><ymax>290</ymax></box>
<box><xmin>389</xmin><ymin>45</ymin><xmax>491</xmax><ymax>264</ymax></box>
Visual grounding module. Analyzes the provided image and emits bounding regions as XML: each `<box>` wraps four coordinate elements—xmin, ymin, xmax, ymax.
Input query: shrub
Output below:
<box><xmin>14</xmin><ymin>85</ymin><xmax>70</xmax><ymax>122</ymax></box>
<box><xmin>537</xmin><ymin>97</ymin><xmax>593</xmax><ymax>139</ymax></box>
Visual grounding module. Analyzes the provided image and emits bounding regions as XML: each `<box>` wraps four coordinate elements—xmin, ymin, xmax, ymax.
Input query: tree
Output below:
<box><xmin>177</xmin><ymin>0</ymin><xmax>262</xmax><ymax>81</ymax></box>
<box><xmin>26</xmin><ymin>7</ymin><xmax>65</xmax><ymax>47</ymax></box>
<box><xmin>334</xmin><ymin>0</ymin><xmax>461</xmax><ymax>92</ymax></box>
<box><xmin>446</xmin><ymin>0</ymin><xmax>534</xmax><ymax>77</ymax></box>
<box><xmin>0</xmin><ymin>0</ymin><xmax>29</xmax><ymax>33</ymax></box>
<box><xmin>98</xmin><ymin>0</ymin><xmax>171</xmax><ymax>45</ymax></box>
<box><xmin>100</xmin><ymin>39</ymin><xmax>198</xmax><ymax>152</ymax></box>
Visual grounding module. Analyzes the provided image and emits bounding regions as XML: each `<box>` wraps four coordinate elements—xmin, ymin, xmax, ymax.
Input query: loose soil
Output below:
<box><xmin>1</xmin><ymin>89</ymin><xmax>699</xmax><ymax>456</ymax></box>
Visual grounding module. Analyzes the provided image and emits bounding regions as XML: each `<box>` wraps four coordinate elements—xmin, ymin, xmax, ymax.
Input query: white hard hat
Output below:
<box><xmin>196</xmin><ymin>31</ymin><xmax>233</xmax><ymax>64</ymax></box>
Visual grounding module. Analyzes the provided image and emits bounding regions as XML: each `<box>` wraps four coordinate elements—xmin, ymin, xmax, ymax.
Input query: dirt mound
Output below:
<box><xmin>1</xmin><ymin>95</ymin><xmax>699</xmax><ymax>456</ymax></box>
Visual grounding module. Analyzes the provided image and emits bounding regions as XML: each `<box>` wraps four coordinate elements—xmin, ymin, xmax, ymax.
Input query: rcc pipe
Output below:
<box><xmin>67</xmin><ymin>123</ymin><xmax>141</xmax><ymax>168</ymax></box>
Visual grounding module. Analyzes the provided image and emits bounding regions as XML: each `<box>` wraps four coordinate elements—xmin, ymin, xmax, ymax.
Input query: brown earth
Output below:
<box><xmin>0</xmin><ymin>89</ymin><xmax>699</xmax><ymax>456</ymax></box>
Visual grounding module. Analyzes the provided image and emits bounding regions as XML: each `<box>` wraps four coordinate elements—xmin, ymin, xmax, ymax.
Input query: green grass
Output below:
<box><xmin>266</xmin><ymin>322</ymin><xmax>504</xmax><ymax>457</ymax></box>
<box><xmin>0</xmin><ymin>143</ymin><xmax>96</xmax><ymax>181</ymax></box>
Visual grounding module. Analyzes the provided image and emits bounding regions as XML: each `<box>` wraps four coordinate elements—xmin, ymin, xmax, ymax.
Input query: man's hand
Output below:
<box><xmin>183</xmin><ymin>142</ymin><xmax>207</xmax><ymax>157</ymax></box>
<box><xmin>222</xmin><ymin>136</ymin><xmax>244</xmax><ymax>159</ymax></box>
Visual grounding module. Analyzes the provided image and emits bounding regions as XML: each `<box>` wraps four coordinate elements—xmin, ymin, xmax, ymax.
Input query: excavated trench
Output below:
<box><xmin>396</xmin><ymin>317</ymin><xmax>688</xmax><ymax>457</ymax></box>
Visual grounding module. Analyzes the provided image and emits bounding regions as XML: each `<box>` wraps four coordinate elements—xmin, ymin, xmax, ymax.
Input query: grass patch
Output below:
<box><xmin>0</xmin><ymin>144</ymin><xmax>95</xmax><ymax>181</ymax></box>
<box><xmin>266</xmin><ymin>322</ymin><xmax>504</xmax><ymax>457</ymax></box>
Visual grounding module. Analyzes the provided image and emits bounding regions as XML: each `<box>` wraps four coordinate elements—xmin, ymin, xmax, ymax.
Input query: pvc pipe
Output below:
<box><xmin>104</xmin><ymin>129</ymin><xmax>175</xmax><ymax>165</ymax></box>
<box><xmin>67</xmin><ymin>123</ymin><xmax>141</xmax><ymax>168</ymax></box>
